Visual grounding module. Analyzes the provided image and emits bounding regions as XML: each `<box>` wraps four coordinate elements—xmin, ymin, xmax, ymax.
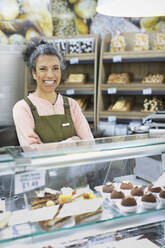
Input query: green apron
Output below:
<box><xmin>24</xmin><ymin>95</ymin><xmax>77</xmax><ymax>143</ymax></box>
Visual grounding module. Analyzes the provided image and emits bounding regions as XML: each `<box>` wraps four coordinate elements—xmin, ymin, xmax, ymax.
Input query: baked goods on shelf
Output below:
<box><xmin>31</xmin><ymin>186</ymin><xmax>103</xmax><ymax>230</ymax></box>
<box><xmin>110</xmin><ymin>34</ymin><xmax>126</xmax><ymax>52</ymax></box>
<box><xmin>74</xmin><ymin>97</ymin><xmax>88</xmax><ymax>111</ymax></box>
<box><xmin>64</xmin><ymin>73</ymin><xmax>86</xmax><ymax>84</ymax></box>
<box><xmin>39</xmin><ymin>216</ymin><xmax>73</xmax><ymax>231</ymax></box>
<box><xmin>134</xmin><ymin>33</ymin><xmax>149</xmax><ymax>51</ymax></box>
<box><xmin>107</xmin><ymin>73</ymin><xmax>130</xmax><ymax>84</ymax></box>
<box><xmin>75</xmin><ymin>206</ymin><xmax>102</xmax><ymax>225</ymax></box>
<box><xmin>120</xmin><ymin>196</ymin><xmax>137</xmax><ymax>213</ymax></box>
<box><xmin>102</xmin><ymin>183</ymin><xmax>115</xmax><ymax>193</ymax></box>
<box><xmin>108</xmin><ymin>97</ymin><xmax>132</xmax><ymax>112</ymax></box>
<box><xmin>31</xmin><ymin>191</ymin><xmax>60</xmax><ymax>210</ymax></box>
<box><xmin>131</xmin><ymin>186</ymin><xmax>144</xmax><ymax>197</ymax></box>
<box><xmin>142</xmin><ymin>97</ymin><xmax>164</xmax><ymax>112</ymax></box>
<box><xmin>110</xmin><ymin>190</ymin><xmax>125</xmax><ymax>200</ymax></box>
<box><xmin>153</xmin><ymin>32</ymin><xmax>165</xmax><ymax>50</ymax></box>
<box><xmin>120</xmin><ymin>181</ymin><xmax>133</xmax><ymax>190</ymax></box>
<box><xmin>141</xmin><ymin>192</ymin><xmax>157</xmax><ymax>209</ymax></box>
<box><xmin>148</xmin><ymin>185</ymin><xmax>161</xmax><ymax>194</ymax></box>
<box><xmin>142</xmin><ymin>73</ymin><xmax>165</xmax><ymax>84</ymax></box>
<box><xmin>121</xmin><ymin>196</ymin><xmax>137</xmax><ymax>207</ymax></box>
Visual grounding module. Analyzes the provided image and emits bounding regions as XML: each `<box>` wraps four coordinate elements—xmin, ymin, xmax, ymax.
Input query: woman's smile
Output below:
<box><xmin>43</xmin><ymin>80</ymin><xmax>56</xmax><ymax>86</ymax></box>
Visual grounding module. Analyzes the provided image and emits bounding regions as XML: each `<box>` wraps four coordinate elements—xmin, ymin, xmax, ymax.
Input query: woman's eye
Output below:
<box><xmin>53</xmin><ymin>66</ymin><xmax>59</xmax><ymax>70</ymax></box>
<box><xmin>39</xmin><ymin>67</ymin><xmax>46</xmax><ymax>71</ymax></box>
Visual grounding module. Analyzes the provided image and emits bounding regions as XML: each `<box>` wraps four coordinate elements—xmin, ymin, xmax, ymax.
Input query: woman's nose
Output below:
<box><xmin>46</xmin><ymin>69</ymin><xmax>54</xmax><ymax>77</ymax></box>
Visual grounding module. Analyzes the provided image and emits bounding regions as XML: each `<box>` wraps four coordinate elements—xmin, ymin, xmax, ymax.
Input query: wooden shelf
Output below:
<box><xmin>65</xmin><ymin>53</ymin><xmax>95</xmax><ymax>63</ymax></box>
<box><xmin>97</xmin><ymin>31</ymin><xmax>165</xmax><ymax>127</ymax></box>
<box><xmin>101</xmin><ymin>83</ymin><xmax>165</xmax><ymax>95</ymax></box>
<box><xmin>103</xmin><ymin>50</ymin><xmax>165</xmax><ymax>62</ymax></box>
<box><xmin>99</xmin><ymin>111</ymin><xmax>150</xmax><ymax>120</ymax></box>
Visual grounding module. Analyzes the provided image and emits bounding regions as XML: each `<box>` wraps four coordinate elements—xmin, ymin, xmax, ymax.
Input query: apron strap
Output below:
<box><xmin>63</xmin><ymin>96</ymin><xmax>71</xmax><ymax>115</ymax></box>
<box><xmin>24</xmin><ymin>97</ymin><xmax>39</xmax><ymax>116</ymax></box>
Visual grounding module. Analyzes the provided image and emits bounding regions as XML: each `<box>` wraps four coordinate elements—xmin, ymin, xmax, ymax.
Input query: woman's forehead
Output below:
<box><xmin>36</xmin><ymin>54</ymin><xmax>60</xmax><ymax>65</ymax></box>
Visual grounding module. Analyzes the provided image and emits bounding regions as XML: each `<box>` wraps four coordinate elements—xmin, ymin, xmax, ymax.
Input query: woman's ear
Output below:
<box><xmin>32</xmin><ymin>70</ymin><xmax>36</xmax><ymax>80</ymax></box>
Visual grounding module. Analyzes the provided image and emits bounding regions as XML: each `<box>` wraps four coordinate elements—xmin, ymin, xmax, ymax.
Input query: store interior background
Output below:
<box><xmin>0</xmin><ymin>0</ymin><xmax>165</xmax><ymax>147</ymax></box>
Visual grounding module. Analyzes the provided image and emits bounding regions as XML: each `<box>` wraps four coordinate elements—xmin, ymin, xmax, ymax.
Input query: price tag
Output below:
<box><xmin>143</xmin><ymin>88</ymin><xmax>152</xmax><ymax>95</ymax></box>
<box><xmin>108</xmin><ymin>116</ymin><xmax>117</xmax><ymax>122</ymax></box>
<box><xmin>66</xmin><ymin>89</ymin><xmax>75</xmax><ymax>95</ymax></box>
<box><xmin>113</xmin><ymin>55</ymin><xmax>122</xmax><ymax>63</ymax></box>
<box><xmin>107</xmin><ymin>88</ymin><xmax>117</xmax><ymax>94</ymax></box>
<box><xmin>70</xmin><ymin>57</ymin><xmax>79</xmax><ymax>64</ymax></box>
<box><xmin>15</xmin><ymin>171</ymin><xmax>46</xmax><ymax>194</ymax></box>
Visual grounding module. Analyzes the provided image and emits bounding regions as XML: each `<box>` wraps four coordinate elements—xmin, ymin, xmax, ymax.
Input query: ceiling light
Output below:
<box><xmin>96</xmin><ymin>0</ymin><xmax>165</xmax><ymax>17</ymax></box>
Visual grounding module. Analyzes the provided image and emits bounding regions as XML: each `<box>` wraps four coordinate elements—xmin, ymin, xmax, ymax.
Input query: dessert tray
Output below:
<box><xmin>0</xmin><ymin>182</ymin><xmax>165</xmax><ymax>244</ymax></box>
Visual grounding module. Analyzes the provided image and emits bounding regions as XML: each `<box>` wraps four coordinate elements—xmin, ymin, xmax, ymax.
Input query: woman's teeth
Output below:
<box><xmin>44</xmin><ymin>81</ymin><xmax>54</xmax><ymax>85</ymax></box>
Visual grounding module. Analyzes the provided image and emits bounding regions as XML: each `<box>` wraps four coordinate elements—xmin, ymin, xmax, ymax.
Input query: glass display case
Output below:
<box><xmin>0</xmin><ymin>133</ymin><xmax>165</xmax><ymax>248</ymax></box>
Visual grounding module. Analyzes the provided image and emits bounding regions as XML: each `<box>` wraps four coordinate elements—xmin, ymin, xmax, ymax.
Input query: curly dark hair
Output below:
<box><xmin>23</xmin><ymin>38</ymin><xmax>65</xmax><ymax>71</ymax></box>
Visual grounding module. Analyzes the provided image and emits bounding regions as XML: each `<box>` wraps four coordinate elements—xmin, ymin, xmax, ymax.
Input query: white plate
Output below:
<box><xmin>140</xmin><ymin>199</ymin><xmax>158</xmax><ymax>209</ymax></box>
<box><xmin>158</xmin><ymin>196</ymin><xmax>165</xmax><ymax>205</ymax></box>
<box><xmin>119</xmin><ymin>205</ymin><xmax>137</xmax><ymax>213</ymax></box>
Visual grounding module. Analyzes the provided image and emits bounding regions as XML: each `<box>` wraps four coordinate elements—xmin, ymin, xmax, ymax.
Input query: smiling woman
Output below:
<box><xmin>12</xmin><ymin>38</ymin><xmax>93</xmax><ymax>150</ymax></box>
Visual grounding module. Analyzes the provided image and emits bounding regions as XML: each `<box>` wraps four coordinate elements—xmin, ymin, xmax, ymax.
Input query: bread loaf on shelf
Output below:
<box><xmin>142</xmin><ymin>97</ymin><xmax>164</xmax><ymax>112</ymax></box>
<box><xmin>64</xmin><ymin>73</ymin><xmax>86</xmax><ymax>84</ymax></box>
<box><xmin>142</xmin><ymin>73</ymin><xmax>164</xmax><ymax>84</ymax></box>
<box><xmin>107</xmin><ymin>73</ymin><xmax>130</xmax><ymax>84</ymax></box>
<box><xmin>108</xmin><ymin>97</ymin><xmax>131</xmax><ymax>112</ymax></box>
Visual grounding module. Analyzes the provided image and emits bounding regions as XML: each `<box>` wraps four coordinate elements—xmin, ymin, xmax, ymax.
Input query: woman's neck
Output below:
<box><xmin>34</xmin><ymin>90</ymin><xmax>57</xmax><ymax>104</ymax></box>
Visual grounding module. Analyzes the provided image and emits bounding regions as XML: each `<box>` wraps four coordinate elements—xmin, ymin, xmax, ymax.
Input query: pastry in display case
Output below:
<box><xmin>107</xmin><ymin>73</ymin><xmax>130</xmax><ymax>84</ymax></box>
<box><xmin>0</xmin><ymin>134</ymin><xmax>165</xmax><ymax>247</ymax></box>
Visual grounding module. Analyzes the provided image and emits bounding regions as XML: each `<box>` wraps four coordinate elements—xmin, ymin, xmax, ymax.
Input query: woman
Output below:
<box><xmin>13</xmin><ymin>38</ymin><xmax>94</xmax><ymax>150</ymax></box>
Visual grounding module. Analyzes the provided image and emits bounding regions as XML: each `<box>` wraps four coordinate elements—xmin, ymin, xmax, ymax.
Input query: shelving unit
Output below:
<box><xmin>97</xmin><ymin>32</ymin><xmax>165</xmax><ymax>126</ymax></box>
<box><xmin>25</xmin><ymin>34</ymin><xmax>100</xmax><ymax>129</ymax></box>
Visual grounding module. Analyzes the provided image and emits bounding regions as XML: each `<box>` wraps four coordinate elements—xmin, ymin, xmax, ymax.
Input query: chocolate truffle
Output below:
<box><xmin>103</xmin><ymin>183</ymin><xmax>115</xmax><ymax>193</ymax></box>
<box><xmin>121</xmin><ymin>196</ymin><xmax>137</xmax><ymax>207</ymax></box>
<box><xmin>148</xmin><ymin>186</ymin><xmax>161</xmax><ymax>193</ymax></box>
<box><xmin>141</xmin><ymin>192</ymin><xmax>156</xmax><ymax>203</ymax></box>
<box><xmin>111</xmin><ymin>190</ymin><xmax>125</xmax><ymax>199</ymax></box>
<box><xmin>131</xmin><ymin>186</ymin><xmax>144</xmax><ymax>196</ymax></box>
<box><xmin>120</xmin><ymin>181</ymin><xmax>133</xmax><ymax>190</ymax></box>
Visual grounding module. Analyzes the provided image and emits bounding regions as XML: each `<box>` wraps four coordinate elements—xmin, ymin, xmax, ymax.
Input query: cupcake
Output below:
<box><xmin>148</xmin><ymin>185</ymin><xmax>161</xmax><ymax>194</ymax></box>
<box><xmin>159</xmin><ymin>188</ymin><xmax>165</xmax><ymax>205</ymax></box>
<box><xmin>120</xmin><ymin>181</ymin><xmax>133</xmax><ymax>190</ymax></box>
<box><xmin>102</xmin><ymin>183</ymin><xmax>115</xmax><ymax>193</ymax></box>
<box><xmin>131</xmin><ymin>186</ymin><xmax>144</xmax><ymax>197</ymax></box>
<box><xmin>120</xmin><ymin>196</ymin><xmax>137</xmax><ymax>212</ymax></box>
<box><xmin>141</xmin><ymin>192</ymin><xmax>157</xmax><ymax>209</ymax></box>
<box><xmin>110</xmin><ymin>190</ymin><xmax>125</xmax><ymax>204</ymax></box>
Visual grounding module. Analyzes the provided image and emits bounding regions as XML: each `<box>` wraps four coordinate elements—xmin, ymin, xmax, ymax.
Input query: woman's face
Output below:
<box><xmin>32</xmin><ymin>55</ymin><xmax>61</xmax><ymax>94</ymax></box>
